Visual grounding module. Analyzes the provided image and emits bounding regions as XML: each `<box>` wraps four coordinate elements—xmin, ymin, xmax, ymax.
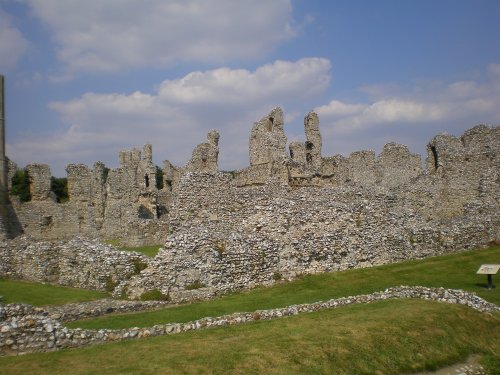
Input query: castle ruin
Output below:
<box><xmin>0</xmin><ymin>102</ymin><xmax>498</xmax><ymax>302</ymax></box>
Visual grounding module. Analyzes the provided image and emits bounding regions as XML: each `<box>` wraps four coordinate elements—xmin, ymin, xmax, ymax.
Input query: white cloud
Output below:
<box><xmin>0</xmin><ymin>9</ymin><xmax>29</xmax><ymax>71</ymax></box>
<box><xmin>316</xmin><ymin>100</ymin><xmax>366</xmax><ymax>118</ymax></box>
<box><xmin>315</xmin><ymin>67</ymin><xmax>500</xmax><ymax>158</ymax></box>
<box><xmin>8</xmin><ymin>58</ymin><xmax>331</xmax><ymax>175</ymax></box>
<box><xmin>158</xmin><ymin>58</ymin><xmax>330</xmax><ymax>104</ymax></box>
<box><xmin>27</xmin><ymin>0</ymin><xmax>294</xmax><ymax>75</ymax></box>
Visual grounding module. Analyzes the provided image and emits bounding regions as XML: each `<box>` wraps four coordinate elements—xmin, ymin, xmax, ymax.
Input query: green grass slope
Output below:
<box><xmin>68</xmin><ymin>246</ymin><xmax>499</xmax><ymax>330</ymax></box>
<box><xmin>0</xmin><ymin>279</ymin><xmax>108</xmax><ymax>306</ymax></box>
<box><xmin>1</xmin><ymin>299</ymin><xmax>498</xmax><ymax>375</ymax></box>
<box><xmin>0</xmin><ymin>246</ymin><xmax>499</xmax><ymax>374</ymax></box>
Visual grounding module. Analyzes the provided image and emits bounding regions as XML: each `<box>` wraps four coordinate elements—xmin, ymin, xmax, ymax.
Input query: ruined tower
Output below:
<box><xmin>304</xmin><ymin>111</ymin><xmax>322</xmax><ymax>175</ymax></box>
<box><xmin>249</xmin><ymin>107</ymin><xmax>287</xmax><ymax>166</ymax></box>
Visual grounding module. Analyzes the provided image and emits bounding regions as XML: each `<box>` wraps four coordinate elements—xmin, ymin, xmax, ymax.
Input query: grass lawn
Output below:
<box><xmin>1</xmin><ymin>299</ymin><xmax>498</xmax><ymax>374</ymax></box>
<box><xmin>0</xmin><ymin>279</ymin><xmax>108</xmax><ymax>306</ymax></box>
<box><xmin>104</xmin><ymin>239</ymin><xmax>162</xmax><ymax>257</ymax></box>
<box><xmin>67</xmin><ymin>246</ymin><xmax>500</xmax><ymax>330</ymax></box>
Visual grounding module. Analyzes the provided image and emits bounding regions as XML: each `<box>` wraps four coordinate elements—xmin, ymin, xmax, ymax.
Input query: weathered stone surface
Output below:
<box><xmin>185</xmin><ymin>130</ymin><xmax>220</xmax><ymax>173</ymax></box>
<box><xmin>0</xmin><ymin>236</ymin><xmax>152</xmax><ymax>292</ymax></box>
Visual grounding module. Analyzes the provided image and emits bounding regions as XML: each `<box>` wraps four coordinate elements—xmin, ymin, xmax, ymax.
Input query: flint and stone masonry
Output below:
<box><xmin>0</xmin><ymin>106</ymin><xmax>498</xmax><ymax>302</ymax></box>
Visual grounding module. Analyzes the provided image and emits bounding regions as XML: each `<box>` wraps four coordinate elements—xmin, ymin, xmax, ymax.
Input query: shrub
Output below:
<box><xmin>119</xmin><ymin>286</ymin><xmax>129</xmax><ymax>300</ymax></box>
<box><xmin>273</xmin><ymin>272</ymin><xmax>283</xmax><ymax>281</ymax></box>
<box><xmin>132</xmin><ymin>259</ymin><xmax>148</xmax><ymax>274</ymax></box>
<box><xmin>105</xmin><ymin>276</ymin><xmax>118</xmax><ymax>292</ymax></box>
<box><xmin>185</xmin><ymin>280</ymin><xmax>205</xmax><ymax>290</ymax></box>
<box><xmin>140</xmin><ymin>289</ymin><xmax>169</xmax><ymax>301</ymax></box>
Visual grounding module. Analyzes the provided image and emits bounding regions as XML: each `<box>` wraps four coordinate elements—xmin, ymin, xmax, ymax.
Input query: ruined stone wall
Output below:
<box><xmin>0</xmin><ymin>236</ymin><xmax>151</xmax><ymax>292</ymax></box>
<box><xmin>122</xmin><ymin>121</ymin><xmax>499</xmax><ymax>301</ymax></box>
<box><xmin>1</xmin><ymin>106</ymin><xmax>498</xmax><ymax>302</ymax></box>
<box><xmin>124</xmin><ymin>166</ymin><xmax>498</xmax><ymax>301</ymax></box>
<box><xmin>8</xmin><ymin>144</ymin><xmax>169</xmax><ymax>245</ymax></box>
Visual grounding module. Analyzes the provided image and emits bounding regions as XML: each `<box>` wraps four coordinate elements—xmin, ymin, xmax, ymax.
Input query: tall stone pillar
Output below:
<box><xmin>304</xmin><ymin>111</ymin><xmax>322</xmax><ymax>175</ymax></box>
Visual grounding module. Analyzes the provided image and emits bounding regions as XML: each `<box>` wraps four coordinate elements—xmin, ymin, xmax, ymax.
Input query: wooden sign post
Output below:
<box><xmin>477</xmin><ymin>264</ymin><xmax>500</xmax><ymax>290</ymax></box>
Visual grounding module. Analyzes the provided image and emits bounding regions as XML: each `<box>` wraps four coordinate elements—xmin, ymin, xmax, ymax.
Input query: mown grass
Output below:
<box><xmin>67</xmin><ymin>246</ymin><xmax>499</xmax><ymax>330</ymax></box>
<box><xmin>0</xmin><ymin>279</ymin><xmax>108</xmax><ymax>306</ymax></box>
<box><xmin>104</xmin><ymin>239</ymin><xmax>162</xmax><ymax>257</ymax></box>
<box><xmin>1</xmin><ymin>299</ymin><xmax>499</xmax><ymax>375</ymax></box>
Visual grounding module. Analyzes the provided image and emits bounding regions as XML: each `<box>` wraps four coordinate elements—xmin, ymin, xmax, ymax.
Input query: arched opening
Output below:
<box><xmin>144</xmin><ymin>175</ymin><xmax>149</xmax><ymax>188</ymax></box>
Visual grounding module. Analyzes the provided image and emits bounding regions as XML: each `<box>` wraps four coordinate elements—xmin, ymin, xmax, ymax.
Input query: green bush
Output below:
<box><xmin>140</xmin><ymin>289</ymin><xmax>169</xmax><ymax>301</ymax></box>
<box><xmin>185</xmin><ymin>280</ymin><xmax>205</xmax><ymax>290</ymax></box>
<box><xmin>132</xmin><ymin>259</ymin><xmax>148</xmax><ymax>274</ymax></box>
<box><xmin>10</xmin><ymin>169</ymin><xmax>31</xmax><ymax>202</ymax></box>
<box><xmin>105</xmin><ymin>276</ymin><xmax>118</xmax><ymax>293</ymax></box>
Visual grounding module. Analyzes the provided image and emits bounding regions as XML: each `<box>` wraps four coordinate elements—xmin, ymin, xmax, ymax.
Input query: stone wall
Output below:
<box><xmin>0</xmin><ymin>236</ymin><xmax>151</xmax><ymax>292</ymax></box>
<box><xmin>1</xmin><ymin>286</ymin><xmax>498</xmax><ymax>356</ymax></box>
<box><xmin>7</xmin><ymin>145</ymin><xmax>169</xmax><ymax>245</ymax></box>
<box><xmin>121</xmin><ymin>113</ymin><xmax>498</xmax><ymax>300</ymax></box>
<box><xmin>1</xmin><ymin>107</ymin><xmax>498</xmax><ymax>302</ymax></box>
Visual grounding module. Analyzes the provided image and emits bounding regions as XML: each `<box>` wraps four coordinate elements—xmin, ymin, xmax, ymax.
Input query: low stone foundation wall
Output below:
<box><xmin>1</xmin><ymin>286</ymin><xmax>498</xmax><ymax>356</ymax></box>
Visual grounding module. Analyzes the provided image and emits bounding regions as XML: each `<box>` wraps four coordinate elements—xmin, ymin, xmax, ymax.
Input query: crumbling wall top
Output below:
<box><xmin>249</xmin><ymin>107</ymin><xmax>287</xmax><ymax>166</ymax></box>
<box><xmin>25</xmin><ymin>164</ymin><xmax>53</xmax><ymax>202</ymax></box>
<box><xmin>185</xmin><ymin>130</ymin><xmax>220</xmax><ymax>173</ymax></box>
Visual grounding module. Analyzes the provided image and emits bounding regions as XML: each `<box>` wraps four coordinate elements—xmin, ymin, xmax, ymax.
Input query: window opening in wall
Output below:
<box><xmin>306</xmin><ymin>141</ymin><xmax>314</xmax><ymax>151</ymax></box>
<box><xmin>265</xmin><ymin>117</ymin><xmax>273</xmax><ymax>131</ymax></box>
<box><xmin>430</xmin><ymin>145</ymin><xmax>439</xmax><ymax>171</ymax></box>
<box><xmin>155</xmin><ymin>166</ymin><xmax>164</xmax><ymax>189</ymax></box>
<box><xmin>102</xmin><ymin>167</ymin><xmax>110</xmax><ymax>183</ymax></box>
<box><xmin>144</xmin><ymin>175</ymin><xmax>149</xmax><ymax>188</ymax></box>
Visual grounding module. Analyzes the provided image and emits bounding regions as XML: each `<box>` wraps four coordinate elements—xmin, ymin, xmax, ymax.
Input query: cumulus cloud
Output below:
<box><xmin>0</xmin><ymin>9</ymin><xmax>29</xmax><ymax>71</ymax></box>
<box><xmin>315</xmin><ymin>68</ymin><xmax>500</xmax><ymax>158</ymax></box>
<box><xmin>158</xmin><ymin>58</ymin><xmax>330</xmax><ymax>104</ymax></box>
<box><xmin>27</xmin><ymin>0</ymin><xmax>294</xmax><ymax>75</ymax></box>
<box><xmin>7</xmin><ymin>58</ymin><xmax>331</xmax><ymax>175</ymax></box>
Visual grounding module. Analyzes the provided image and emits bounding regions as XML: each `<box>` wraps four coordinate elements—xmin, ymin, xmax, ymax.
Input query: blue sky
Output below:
<box><xmin>1</xmin><ymin>0</ymin><xmax>499</xmax><ymax>176</ymax></box>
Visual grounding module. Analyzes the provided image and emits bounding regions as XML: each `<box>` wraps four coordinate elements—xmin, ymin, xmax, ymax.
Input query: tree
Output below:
<box><xmin>10</xmin><ymin>169</ymin><xmax>31</xmax><ymax>202</ymax></box>
<box><xmin>50</xmin><ymin>177</ymin><xmax>68</xmax><ymax>203</ymax></box>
